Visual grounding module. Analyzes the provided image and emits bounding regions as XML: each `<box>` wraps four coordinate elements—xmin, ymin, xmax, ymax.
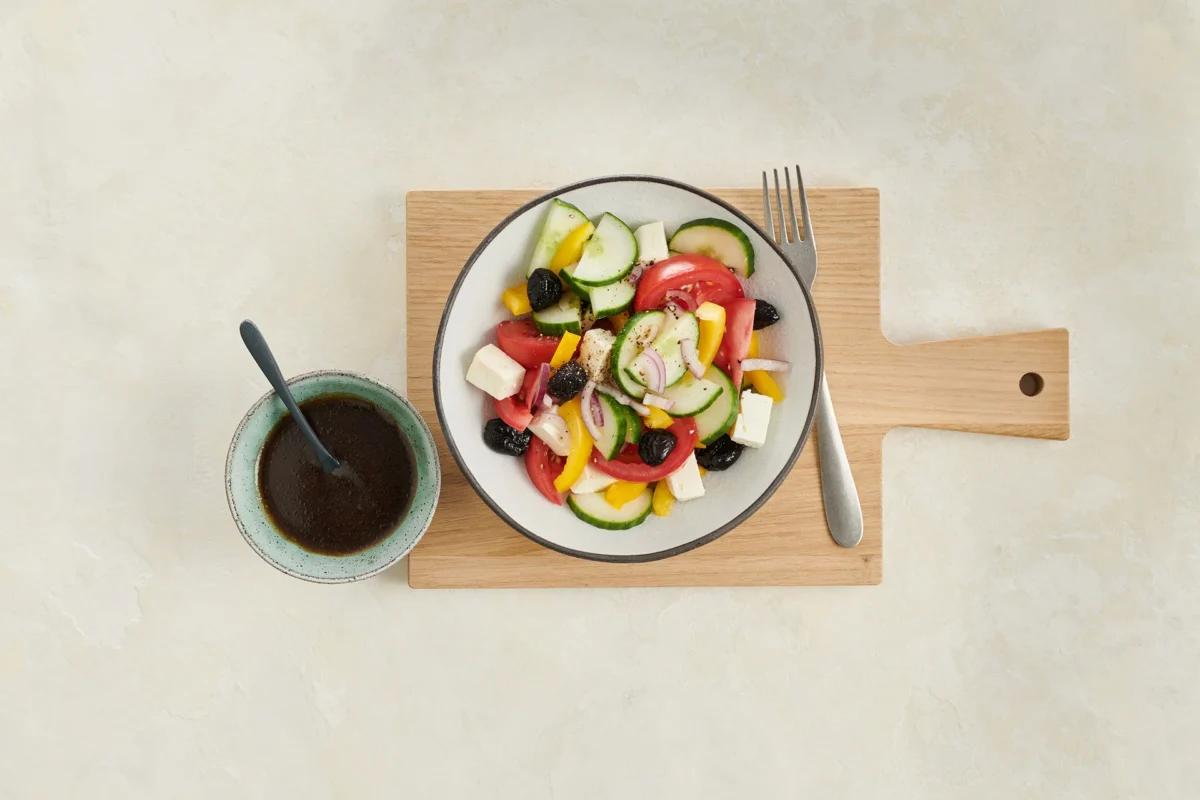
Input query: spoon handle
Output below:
<box><xmin>239</xmin><ymin>320</ymin><xmax>341</xmax><ymax>474</ymax></box>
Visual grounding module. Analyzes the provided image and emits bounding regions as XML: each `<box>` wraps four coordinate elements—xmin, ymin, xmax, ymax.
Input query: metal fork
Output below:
<box><xmin>762</xmin><ymin>166</ymin><xmax>863</xmax><ymax>548</ymax></box>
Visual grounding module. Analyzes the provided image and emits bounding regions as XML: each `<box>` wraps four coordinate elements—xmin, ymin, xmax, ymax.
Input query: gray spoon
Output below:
<box><xmin>239</xmin><ymin>320</ymin><xmax>342</xmax><ymax>474</ymax></box>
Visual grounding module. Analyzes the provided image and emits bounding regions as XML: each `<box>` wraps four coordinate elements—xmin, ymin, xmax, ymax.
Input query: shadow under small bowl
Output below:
<box><xmin>225</xmin><ymin>370</ymin><xmax>441</xmax><ymax>583</ymax></box>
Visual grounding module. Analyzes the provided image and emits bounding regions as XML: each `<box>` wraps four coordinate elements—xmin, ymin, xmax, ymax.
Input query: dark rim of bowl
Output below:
<box><xmin>432</xmin><ymin>175</ymin><xmax>823</xmax><ymax>563</ymax></box>
<box><xmin>225</xmin><ymin>369</ymin><xmax>442</xmax><ymax>583</ymax></box>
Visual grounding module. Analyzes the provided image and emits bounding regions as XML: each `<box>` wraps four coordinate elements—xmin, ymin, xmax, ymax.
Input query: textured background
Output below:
<box><xmin>2</xmin><ymin>1</ymin><xmax>1197</xmax><ymax>797</ymax></box>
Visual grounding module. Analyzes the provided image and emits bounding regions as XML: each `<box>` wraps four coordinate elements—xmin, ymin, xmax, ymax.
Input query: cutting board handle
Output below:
<box><xmin>880</xmin><ymin>328</ymin><xmax>1069</xmax><ymax>440</ymax></box>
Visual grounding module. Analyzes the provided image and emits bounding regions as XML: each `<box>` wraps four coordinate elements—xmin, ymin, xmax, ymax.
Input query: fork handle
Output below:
<box><xmin>814</xmin><ymin>373</ymin><xmax>863</xmax><ymax>547</ymax></box>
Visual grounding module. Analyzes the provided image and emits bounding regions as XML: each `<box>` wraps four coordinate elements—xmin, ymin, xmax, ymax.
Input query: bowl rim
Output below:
<box><xmin>225</xmin><ymin>369</ymin><xmax>441</xmax><ymax>583</ymax></box>
<box><xmin>432</xmin><ymin>174</ymin><xmax>823</xmax><ymax>563</ymax></box>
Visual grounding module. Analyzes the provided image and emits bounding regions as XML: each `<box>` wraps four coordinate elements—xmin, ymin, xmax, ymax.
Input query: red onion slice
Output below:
<box><xmin>680</xmin><ymin>338</ymin><xmax>704</xmax><ymax>378</ymax></box>
<box><xmin>663</xmin><ymin>289</ymin><xmax>697</xmax><ymax>312</ymax></box>
<box><xmin>642</xmin><ymin>393</ymin><xmax>675</xmax><ymax>411</ymax></box>
<box><xmin>740</xmin><ymin>358</ymin><xmax>790</xmax><ymax>373</ymax></box>
<box><xmin>580</xmin><ymin>380</ymin><xmax>605</xmax><ymax>441</ymax></box>
<box><xmin>595</xmin><ymin>383</ymin><xmax>650</xmax><ymax>416</ymax></box>
<box><xmin>530</xmin><ymin>411</ymin><xmax>570</xmax><ymax>456</ymax></box>
<box><xmin>633</xmin><ymin>349</ymin><xmax>667</xmax><ymax>394</ymax></box>
<box><xmin>735</xmin><ymin>274</ymin><xmax>755</xmax><ymax>299</ymax></box>
<box><xmin>526</xmin><ymin>362</ymin><xmax>551</xmax><ymax>412</ymax></box>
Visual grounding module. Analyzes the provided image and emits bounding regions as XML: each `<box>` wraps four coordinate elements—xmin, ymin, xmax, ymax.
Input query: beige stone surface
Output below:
<box><xmin>1</xmin><ymin>1</ymin><xmax>1197</xmax><ymax>797</ymax></box>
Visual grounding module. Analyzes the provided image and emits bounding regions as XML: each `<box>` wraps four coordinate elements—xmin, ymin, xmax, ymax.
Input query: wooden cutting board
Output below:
<box><xmin>404</xmin><ymin>188</ymin><xmax>1069</xmax><ymax>588</ymax></box>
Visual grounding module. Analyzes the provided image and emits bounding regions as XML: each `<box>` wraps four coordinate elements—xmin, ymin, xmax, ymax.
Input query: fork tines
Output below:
<box><xmin>761</xmin><ymin>165</ymin><xmax>812</xmax><ymax>248</ymax></box>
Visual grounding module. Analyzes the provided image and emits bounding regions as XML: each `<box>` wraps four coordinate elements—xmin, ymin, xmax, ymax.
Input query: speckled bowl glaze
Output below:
<box><xmin>225</xmin><ymin>370</ymin><xmax>440</xmax><ymax>583</ymax></box>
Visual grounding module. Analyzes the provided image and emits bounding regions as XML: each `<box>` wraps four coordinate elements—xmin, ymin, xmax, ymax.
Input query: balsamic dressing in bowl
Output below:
<box><xmin>258</xmin><ymin>395</ymin><xmax>414</xmax><ymax>555</ymax></box>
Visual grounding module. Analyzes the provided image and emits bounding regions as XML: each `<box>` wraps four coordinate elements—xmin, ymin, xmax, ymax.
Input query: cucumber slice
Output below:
<box><xmin>592</xmin><ymin>393</ymin><xmax>627</xmax><ymax>460</ymax></box>
<box><xmin>588</xmin><ymin>278</ymin><xmax>636</xmax><ymax>318</ymax></box>
<box><xmin>669</xmin><ymin>218</ymin><xmax>755</xmax><ymax>277</ymax></box>
<box><xmin>649</xmin><ymin>310</ymin><xmax>700</xmax><ymax>388</ymax></box>
<box><xmin>611</xmin><ymin>310</ymin><xmax>666</xmax><ymax>398</ymax></box>
<box><xmin>568</xmin><ymin>488</ymin><xmax>653</xmax><ymax>530</ymax></box>
<box><xmin>528</xmin><ymin>199</ymin><xmax>589</xmax><ymax>276</ymax></box>
<box><xmin>562</xmin><ymin>264</ymin><xmax>634</xmax><ymax>317</ymax></box>
<box><xmin>693</xmin><ymin>365</ymin><xmax>739</xmax><ymax>444</ymax></box>
<box><xmin>532</xmin><ymin>292</ymin><xmax>582</xmax><ymax>336</ymax></box>
<box><xmin>661</xmin><ymin>372</ymin><xmax>722</xmax><ymax>417</ymax></box>
<box><xmin>559</xmin><ymin>263</ymin><xmax>588</xmax><ymax>297</ymax></box>
<box><xmin>622</xmin><ymin>404</ymin><xmax>643</xmax><ymax>444</ymax></box>
<box><xmin>572</xmin><ymin>213</ymin><xmax>637</xmax><ymax>287</ymax></box>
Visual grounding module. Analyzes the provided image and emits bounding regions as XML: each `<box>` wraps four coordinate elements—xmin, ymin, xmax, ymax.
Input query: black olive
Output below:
<box><xmin>547</xmin><ymin>361</ymin><xmax>587</xmax><ymax>402</ymax></box>
<box><xmin>526</xmin><ymin>268</ymin><xmax>563</xmax><ymax>312</ymax></box>
<box><xmin>638</xmin><ymin>429</ymin><xmax>676</xmax><ymax>466</ymax></box>
<box><xmin>482</xmin><ymin>418</ymin><xmax>531</xmax><ymax>457</ymax></box>
<box><xmin>695</xmin><ymin>435</ymin><xmax>744</xmax><ymax>471</ymax></box>
<box><xmin>753</xmin><ymin>299</ymin><xmax>781</xmax><ymax>330</ymax></box>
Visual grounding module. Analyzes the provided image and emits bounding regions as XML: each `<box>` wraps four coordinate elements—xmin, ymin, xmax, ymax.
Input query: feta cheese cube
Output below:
<box><xmin>577</xmin><ymin>328</ymin><xmax>615</xmax><ymax>384</ymax></box>
<box><xmin>731</xmin><ymin>390</ymin><xmax>773</xmax><ymax>448</ymax></box>
<box><xmin>634</xmin><ymin>221</ymin><xmax>669</xmax><ymax>264</ymax></box>
<box><xmin>571</xmin><ymin>463</ymin><xmax>618</xmax><ymax>494</ymax></box>
<box><xmin>666</xmin><ymin>452</ymin><xmax>705</xmax><ymax>501</ymax></box>
<box><xmin>466</xmin><ymin>344</ymin><xmax>525</xmax><ymax>400</ymax></box>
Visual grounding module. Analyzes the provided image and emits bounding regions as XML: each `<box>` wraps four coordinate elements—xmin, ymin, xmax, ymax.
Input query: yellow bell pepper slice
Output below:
<box><xmin>605</xmin><ymin>480</ymin><xmax>648</xmax><ymax>509</ymax></box>
<box><xmin>550</xmin><ymin>331</ymin><xmax>580</xmax><ymax>368</ymax></box>
<box><xmin>652</xmin><ymin>481</ymin><xmax>674</xmax><ymax>517</ymax></box>
<box><xmin>696</xmin><ymin>302</ymin><xmax>726</xmax><ymax>369</ymax></box>
<box><xmin>644</xmin><ymin>406</ymin><xmax>673</xmax><ymax>429</ymax></box>
<box><xmin>502</xmin><ymin>283</ymin><xmax>532</xmax><ymax>316</ymax></box>
<box><xmin>748</xmin><ymin>371</ymin><xmax>784</xmax><ymax>401</ymax></box>
<box><xmin>553</xmin><ymin>398</ymin><xmax>593</xmax><ymax>493</ymax></box>
<box><xmin>549</xmin><ymin>221</ymin><xmax>596</xmax><ymax>272</ymax></box>
<box><xmin>741</xmin><ymin>332</ymin><xmax>784</xmax><ymax>400</ymax></box>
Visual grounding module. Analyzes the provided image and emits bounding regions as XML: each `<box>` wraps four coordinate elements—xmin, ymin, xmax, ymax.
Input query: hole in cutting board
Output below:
<box><xmin>1019</xmin><ymin>372</ymin><xmax>1044</xmax><ymax>397</ymax></box>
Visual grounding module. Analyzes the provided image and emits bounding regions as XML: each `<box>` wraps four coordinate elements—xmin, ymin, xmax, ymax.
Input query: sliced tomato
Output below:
<box><xmin>613</xmin><ymin>444</ymin><xmax>642</xmax><ymax>463</ymax></box>
<box><xmin>496</xmin><ymin>319</ymin><xmax>560</xmax><ymax>368</ymax></box>
<box><xmin>634</xmin><ymin>254</ymin><xmax>744</xmax><ymax>312</ymax></box>
<box><xmin>521</xmin><ymin>363</ymin><xmax>551</xmax><ymax>414</ymax></box>
<box><xmin>520</xmin><ymin>367</ymin><xmax>538</xmax><ymax>403</ymax></box>
<box><xmin>524</xmin><ymin>438</ymin><xmax>565</xmax><ymax>505</ymax></box>
<box><xmin>692</xmin><ymin>282</ymin><xmax>742</xmax><ymax>308</ymax></box>
<box><xmin>591</xmin><ymin>417</ymin><xmax>698</xmax><ymax>482</ymax></box>
<box><xmin>721</xmin><ymin>298</ymin><xmax>756</xmax><ymax>389</ymax></box>
<box><xmin>494</xmin><ymin>395</ymin><xmax>533</xmax><ymax>432</ymax></box>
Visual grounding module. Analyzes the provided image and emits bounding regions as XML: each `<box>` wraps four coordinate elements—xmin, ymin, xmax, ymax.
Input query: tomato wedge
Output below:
<box><xmin>495</xmin><ymin>319</ymin><xmax>560</xmax><ymax>368</ymax></box>
<box><xmin>634</xmin><ymin>254</ymin><xmax>744</xmax><ymax>311</ymax></box>
<box><xmin>524</xmin><ymin>438</ymin><xmax>565</xmax><ymax>505</ymax></box>
<box><xmin>720</xmin><ymin>298</ymin><xmax>756</xmax><ymax>389</ymax></box>
<box><xmin>494</xmin><ymin>395</ymin><xmax>533</xmax><ymax>432</ymax></box>
<box><xmin>520</xmin><ymin>363</ymin><xmax>552</xmax><ymax>414</ymax></box>
<box><xmin>591</xmin><ymin>417</ymin><xmax>698</xmax><ymax>482</ymax></box>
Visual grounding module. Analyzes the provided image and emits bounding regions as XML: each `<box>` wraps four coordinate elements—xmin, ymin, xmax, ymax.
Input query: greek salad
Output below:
<box><xmin>464</xmin><ymin>198</ymin><xmax>790</xmax><ymax>530</ymax></box>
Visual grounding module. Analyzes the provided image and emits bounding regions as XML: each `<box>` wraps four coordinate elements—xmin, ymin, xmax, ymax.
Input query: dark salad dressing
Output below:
<box><xmin>258</xmin><ymin>395</ymin><xmax>414</xmax><ymax>555</ymax></box>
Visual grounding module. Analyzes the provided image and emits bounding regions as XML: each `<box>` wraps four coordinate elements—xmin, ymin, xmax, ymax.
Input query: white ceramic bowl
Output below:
<box><xmin>434</xmin><ymin>176</ymin><xmax>822</xmax><ymax>562</ymax></box>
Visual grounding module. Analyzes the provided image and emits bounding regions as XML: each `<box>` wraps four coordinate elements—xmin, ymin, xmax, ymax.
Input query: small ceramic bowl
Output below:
<box><xmin>225</xmin><ymin>370</ymin><xmax>440</xmax><ymax>582</ymax></box>
<box><xmin>434</xmin><ymin>175</ymin><xmax>822</xmax><ymax>562</ymax></box>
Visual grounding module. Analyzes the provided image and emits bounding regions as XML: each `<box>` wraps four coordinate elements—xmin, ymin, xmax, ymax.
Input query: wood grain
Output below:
<box><xmin>404</xmin><ymin>188</ymin><xmax>1069</xmax><ymax>588</ymax></box>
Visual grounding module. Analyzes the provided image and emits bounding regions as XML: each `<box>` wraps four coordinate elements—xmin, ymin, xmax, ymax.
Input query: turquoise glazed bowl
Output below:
<box><xmin>225</xmin><ymin>371</ymin><xmax>440</xmax><ymax>583</ymax></box>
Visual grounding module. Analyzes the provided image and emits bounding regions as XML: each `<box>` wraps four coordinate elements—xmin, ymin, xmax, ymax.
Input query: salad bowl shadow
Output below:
<box><xmin>433</xmin><ymin>175</ymin><xmax>822</xmax><ymax>562</ymax></box>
